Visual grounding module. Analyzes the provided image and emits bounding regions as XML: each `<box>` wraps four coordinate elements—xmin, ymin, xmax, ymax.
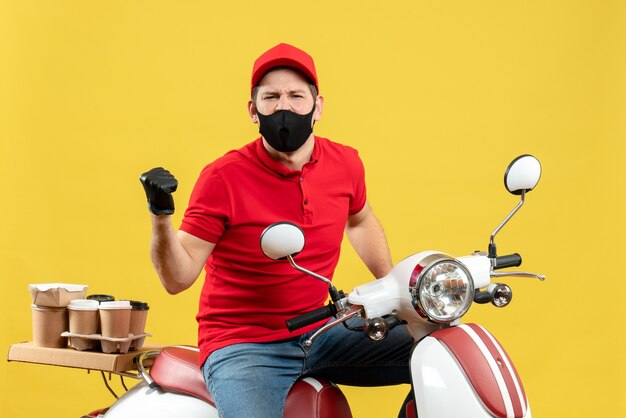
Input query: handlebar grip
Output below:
<box><xmin>494</xmin><ymin>253</ymin><xmax>522</xmax><ymax>270</ymax></box>
<box><xmin>286</xmin><ymin>304</ymin><xmax>336</xmax><ymax>332</ymax></box>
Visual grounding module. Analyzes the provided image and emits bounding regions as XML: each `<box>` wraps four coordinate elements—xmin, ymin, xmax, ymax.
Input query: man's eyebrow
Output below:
<box><xmin>261</xmin><ymin>88</ymin><xmax>308</xmax><ymax>95</ymax></box>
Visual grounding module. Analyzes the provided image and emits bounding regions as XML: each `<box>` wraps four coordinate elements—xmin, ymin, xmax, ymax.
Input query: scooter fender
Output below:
<box><xmin>103</xmin><ymin>381</ymin><xmax>218</xmax><ymax>418</ymax></box>
<box><xmin>410</xmin><ymin>323</ymin><xmax>530</xmax><ymax>418</ymax></box>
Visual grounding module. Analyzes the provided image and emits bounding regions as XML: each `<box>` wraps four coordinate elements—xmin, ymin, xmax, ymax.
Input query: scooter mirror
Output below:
<box><xmin>504</xmin><ymin>154</ymin><xmax>542</xmax><ymax>195</ymax></box>
<box><xmin>260</xmin><ymin>222</ymin><xmax>305</xmax><ymax>260</ymax></box>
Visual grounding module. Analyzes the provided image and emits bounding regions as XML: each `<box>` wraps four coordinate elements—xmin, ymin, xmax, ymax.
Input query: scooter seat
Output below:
<box><xmin>149</xmin><ymin>345</ymin><xmax>352</xmax><ymax>418</ymax></box>
<box><xmin>150</xmin><ymin>346</ymin><xmax>214</xmax><ymax>404</ymax></box>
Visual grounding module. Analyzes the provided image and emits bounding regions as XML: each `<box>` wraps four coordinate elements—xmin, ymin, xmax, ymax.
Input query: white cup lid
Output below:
<box><xmin>99</xmin><ymin>300</ymin><xmax>132</xmax><ymax>310</ymax></box>
<box><xmin>68</xmin><ymin>299</ymin><xmax>100</xmax><ymax>310</ymax></box>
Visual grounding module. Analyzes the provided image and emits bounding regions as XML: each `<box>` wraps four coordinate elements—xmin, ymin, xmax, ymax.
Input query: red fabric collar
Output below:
<box><xmin>254</xmin><ymin>137</ymin><xmax>320</xmax><ymax>179</ymax></box>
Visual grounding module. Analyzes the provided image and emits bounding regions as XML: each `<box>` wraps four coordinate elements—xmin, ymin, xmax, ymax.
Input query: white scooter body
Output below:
<box><xmin>100</xmin><ymin>327</ymin><xmax>530</xmax><ymax>418</ymax></box>
<box><xmin>348</xmin><ymin>252</ymin><xmax>531</xmax><ymax>418</ymax></box>
<box><xmin>101</xmin><ymin>325</ymin><xmax>530</xmax><ymax>418</ymax></box>
<box><xmin>103</xmin><ymin>383</ymin><xmax>218</xmax><ymax>418</ymax></box>
<box><xmin>101</xmin><ymin>247</ymin><xmax>534</xmax><ymax>418</ymax></box>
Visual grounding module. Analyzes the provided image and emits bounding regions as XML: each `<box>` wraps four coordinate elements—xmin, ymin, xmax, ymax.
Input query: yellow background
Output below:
<box><xmin>1</xmin><ymin>1</ymin><xmax>624</xmax><ymax>417</ymax></box>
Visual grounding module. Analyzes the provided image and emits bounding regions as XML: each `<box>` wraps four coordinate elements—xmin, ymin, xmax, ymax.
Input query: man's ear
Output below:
<box><xmin>248</xmin><ymin>100</ymin><xmax>259</xmax><ymax>124</ymax></box>
<box><xmin>313</xmin><ymin>95</ymin><xmax>324</xmax><ymax>122</ymax></box>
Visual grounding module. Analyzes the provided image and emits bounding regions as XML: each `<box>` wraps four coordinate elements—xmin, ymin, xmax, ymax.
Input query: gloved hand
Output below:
<box><xmin>140</xmin><ymin>167</ymin><xmax>178</xmax><ymax>215</ymax></box>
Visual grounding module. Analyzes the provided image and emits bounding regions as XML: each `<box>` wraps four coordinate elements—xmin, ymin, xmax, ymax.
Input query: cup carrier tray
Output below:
<box><xmin>60</xmin><ymin>331</ymin><xmax>152</xmax><ymax>353</ymax></box>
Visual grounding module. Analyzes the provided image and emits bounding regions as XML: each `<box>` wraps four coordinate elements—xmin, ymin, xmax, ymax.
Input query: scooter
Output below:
<box><xmin>85</xmin><ymin>154</ymin><xmax>544</xmax><ymax>418</ymax></box>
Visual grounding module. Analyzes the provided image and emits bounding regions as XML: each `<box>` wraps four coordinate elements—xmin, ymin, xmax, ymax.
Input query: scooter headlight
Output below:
<box><xmin>409</xmin><ymin>254</ymin><xmax>474</xmax><ymax>324</ymax></box>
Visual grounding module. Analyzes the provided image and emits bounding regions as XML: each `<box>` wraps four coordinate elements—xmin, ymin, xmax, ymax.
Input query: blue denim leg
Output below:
<box><xmin>202</xmin><ymin>339</ymin><xmax>306</xmax><ymax>418</ymax></box>
<box><xmin>302</xmin><ymin>318</ymin><xmax>415</xmax><ymax>386</ymax></box>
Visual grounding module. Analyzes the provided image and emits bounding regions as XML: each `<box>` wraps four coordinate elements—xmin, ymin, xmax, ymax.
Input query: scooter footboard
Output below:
<box><xmin>410</xmin><ymin>323</ymin><xmax>530</xmax><ymax>418</ymax></box>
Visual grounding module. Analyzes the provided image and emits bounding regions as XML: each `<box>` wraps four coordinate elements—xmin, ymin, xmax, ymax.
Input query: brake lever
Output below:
<box><xmin>491</xmin><ymin>271</ymin><xmax>546</xmax><ymax>281</ymax></box>
<box><xmin>304</xmin><ymin>306</ymin><xmax>363</xmax><ymax>348</ymax></box>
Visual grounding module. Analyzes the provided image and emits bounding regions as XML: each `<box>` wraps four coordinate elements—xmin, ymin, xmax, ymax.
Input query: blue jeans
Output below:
<box><xmin>202</xmin><ymin>318</ymin><xmax>414</xmax><ymax>418</ymax></box>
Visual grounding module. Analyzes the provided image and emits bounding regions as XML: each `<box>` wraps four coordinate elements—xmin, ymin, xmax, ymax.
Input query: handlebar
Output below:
<box><xmin>286</xmin><ymin>304</ymin><xmax>337</xmax><ymax>332</ymax></box>
<box><xmin>494</xmin><ymin>253</ymin><xmax>522</xmax><ymax>270</ymax></box>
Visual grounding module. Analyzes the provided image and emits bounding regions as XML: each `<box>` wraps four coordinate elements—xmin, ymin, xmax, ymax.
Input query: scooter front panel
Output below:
<box><xmin>421</xmin><ymin>324</ymin><xmax>529</xmax><ymax>418</ymax></box>
<box><xmin>411</xmin><ymin>336</ymin><xmax>495</xmax><ymax>418</ymax></box>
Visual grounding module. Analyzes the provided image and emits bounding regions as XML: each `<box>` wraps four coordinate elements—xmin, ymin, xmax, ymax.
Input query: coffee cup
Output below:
<box><xmin>99</xmin><ymin>300</ymin><xmax>131</xmax><ymax>339</ymax></box>
<box><xmin>128</xmin><ymin>301</ymin><xmax>150</xmax><ymax>336</ymax></box>
<box><xmin>85</xmin><ymin>294</ymin><xmax>115</xmax><ymax>334</ymax></box>
<box><xmin>68</xmin><ymin>299</ymin><xmax>100</xmax><ymax>335</ymax></box>
<box><xmin>67</xmin><ymin>299</ymin><xmax>100</xmax><ymax>350</ymax></box>
<box><xmin>32</xmin><ymin>305</ymin><xmax>68</xmax><ymax>348</ymax></box>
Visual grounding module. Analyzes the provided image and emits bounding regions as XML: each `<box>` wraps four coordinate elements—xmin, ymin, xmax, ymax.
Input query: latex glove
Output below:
<box><xmin>140</xmin><ymin>167</ymin><xmax>178</xmax><ymax>215</ymax></box>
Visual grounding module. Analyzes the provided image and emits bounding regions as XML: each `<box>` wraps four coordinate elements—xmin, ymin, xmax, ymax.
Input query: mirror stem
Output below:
<box><xmin>286</xmin><ymin>255</ymin><xmax>342</xmax><ymax>302</ymax></box>
<box><xmin>287</xmin><ymin>255</ymin><xmax>333</xmax><ymax>288</ymax></box>
<box><xmin>489</xmin><ymin>190</ymin><xmax>526</xmax><ymax>261</ymax></box>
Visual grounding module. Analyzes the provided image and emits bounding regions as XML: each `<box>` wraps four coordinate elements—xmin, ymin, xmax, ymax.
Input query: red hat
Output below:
<box><xmin>251</xmin><ymin>43</ymin><xmax>319</xmax><ymax>94</ymax></box>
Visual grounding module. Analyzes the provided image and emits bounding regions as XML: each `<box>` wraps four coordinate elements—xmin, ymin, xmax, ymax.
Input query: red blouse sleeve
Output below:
<box><xmin>348</xmin><ymin>149</ymin><xmax>367</xmax><ymax>216</ymax></box>
<box><xmin>179</xmin><ymin>165</ymin><xmax>231</xmax><ymax>243</ymax></box>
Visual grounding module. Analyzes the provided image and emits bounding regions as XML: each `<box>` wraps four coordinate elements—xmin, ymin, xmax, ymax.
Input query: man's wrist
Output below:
<box><xmin>151</xmin><ymin>212</ymin><xmax>173</xmax><ymax>226</ymax></box>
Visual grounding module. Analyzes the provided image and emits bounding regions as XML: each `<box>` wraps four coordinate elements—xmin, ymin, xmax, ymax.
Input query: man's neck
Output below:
<box><xmin>262</xmin><ymin>135</ymin><xmax>315</xmax><ymax>171</ymax></box>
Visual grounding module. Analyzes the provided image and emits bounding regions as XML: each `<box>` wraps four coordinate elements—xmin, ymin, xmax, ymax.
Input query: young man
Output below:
<box><xmin>141</xmin><ymin>43</ymin><xmax>413</xmax><ymax>418</ymax></box>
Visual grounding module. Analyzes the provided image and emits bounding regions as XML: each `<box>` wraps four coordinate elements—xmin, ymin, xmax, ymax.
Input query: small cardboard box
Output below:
<box><xmin>29</xmin><ymin>283</ymin><xmax>88</xmax><ymax>307</ymax></box>
<box><xmin>7</xmin><ymin>342</ymin><xmax>162</xmax><ymax>373</ymax></box>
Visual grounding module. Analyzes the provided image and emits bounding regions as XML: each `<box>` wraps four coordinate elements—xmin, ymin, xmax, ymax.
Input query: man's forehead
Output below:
<box><xmin>256</xmin><ymin>67</ymin><xmax>313</xmax><ymax>89</ymax></box>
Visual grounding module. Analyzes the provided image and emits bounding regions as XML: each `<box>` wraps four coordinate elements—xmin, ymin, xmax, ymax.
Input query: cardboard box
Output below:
<box><xmin>7</xmin><ymin>342</ymin><xmax>163</xmax><ymax>373</ymax></box>
<box><xmin>29</xmin><ymin>283</ymin><xmax>88</xmax><ymax>307</ymax></box>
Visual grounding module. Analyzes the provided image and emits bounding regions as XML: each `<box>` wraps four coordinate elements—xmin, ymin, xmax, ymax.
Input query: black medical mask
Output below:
<box><xmin>257</xmin><ymin>105</ymin><xmax>315</xmax><ymax>153</ymax></box>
